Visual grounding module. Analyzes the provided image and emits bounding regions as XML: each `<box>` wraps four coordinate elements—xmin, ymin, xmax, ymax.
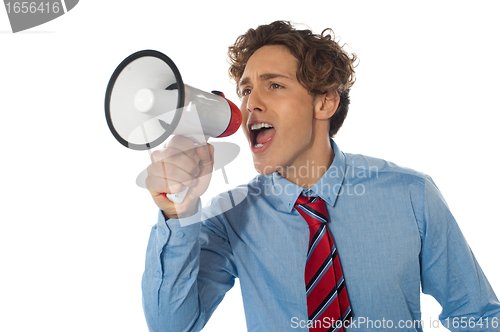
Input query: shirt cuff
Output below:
<box><xmin>156</xmin><ymin>200</ymin><xmax>203</xmax><ymax>244</ymax></box>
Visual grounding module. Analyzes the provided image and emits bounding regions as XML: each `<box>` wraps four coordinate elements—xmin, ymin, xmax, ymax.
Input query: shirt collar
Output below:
<box><xmin>271</xmin><ymin>139</ymin><xmax>347</xmax><ymax>212</ymax></box>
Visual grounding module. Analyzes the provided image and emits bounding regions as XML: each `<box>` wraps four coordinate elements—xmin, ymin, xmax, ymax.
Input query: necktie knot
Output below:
<box><xmin>295</xmin><ymin>195</ymin><xmax>329</xmax><ymax>226</ymax></box>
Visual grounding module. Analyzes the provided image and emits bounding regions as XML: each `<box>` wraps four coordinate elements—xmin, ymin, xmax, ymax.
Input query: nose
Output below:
<box><xmin>245</xmin><ymin>89</ymin><xmax>265</xmax><ymax>113</ymax></box>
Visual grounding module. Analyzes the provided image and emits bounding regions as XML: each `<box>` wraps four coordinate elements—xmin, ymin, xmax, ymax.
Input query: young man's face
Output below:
<box><xmin>239</xmin><ymin>45</ymin><xmax>323</xmax><ymax>175</ymax></box>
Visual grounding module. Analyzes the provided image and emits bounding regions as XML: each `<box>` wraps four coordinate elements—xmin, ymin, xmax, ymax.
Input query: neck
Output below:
<box><xmin>279</xmin><ymin>137</ymin><xmax>334</xmax><ymax>188</ymax></box>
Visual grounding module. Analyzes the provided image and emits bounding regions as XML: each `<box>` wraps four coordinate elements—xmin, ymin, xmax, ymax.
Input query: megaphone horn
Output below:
<box><xmin>105</xmin><ymin>50</ymin><xmax>242</xmax><ymax>203</ymax></box>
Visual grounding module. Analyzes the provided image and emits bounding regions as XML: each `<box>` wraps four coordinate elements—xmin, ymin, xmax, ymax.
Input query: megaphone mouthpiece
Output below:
<box><xmin>134</xmin><ymin>88</ymin><xmax>178</xmax><ymax>115</ymax></box>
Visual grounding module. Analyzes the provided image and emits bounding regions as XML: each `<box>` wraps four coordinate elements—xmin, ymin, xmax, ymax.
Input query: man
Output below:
<box><xmin>142</xmin><ymin>21</ymin><xmax>500</xmax><ymax>331</ymax></box>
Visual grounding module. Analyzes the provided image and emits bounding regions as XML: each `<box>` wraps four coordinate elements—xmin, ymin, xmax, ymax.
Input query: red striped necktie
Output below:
<box><xmin>295</xmin><ymin>195</ymin><xmax>353</xmax><ymax>332</ymax></box>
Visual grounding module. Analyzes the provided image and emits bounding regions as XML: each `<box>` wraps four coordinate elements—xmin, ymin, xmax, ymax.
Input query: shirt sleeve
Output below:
<box><xmin>141</xmin><ymin>201</ymin><xmax>237</xmax><ymax>332</ymax></box>
<box><xmin>417</xmin><ymin>176</ymin><xmax>500</xmax><ymax>331</ymax></box>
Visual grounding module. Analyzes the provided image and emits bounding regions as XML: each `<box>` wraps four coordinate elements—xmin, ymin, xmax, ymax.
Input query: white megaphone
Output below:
<box><xmin>105</xmin><ymin>50</ymin><xmax>242</xmax><ymax>203</ymax></box>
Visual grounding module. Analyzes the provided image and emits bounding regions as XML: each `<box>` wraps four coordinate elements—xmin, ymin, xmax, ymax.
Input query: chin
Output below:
<box><xmin>252</xmin><ymin>156</ymin><xmax>279</xmax><ymax>175</ymax></box>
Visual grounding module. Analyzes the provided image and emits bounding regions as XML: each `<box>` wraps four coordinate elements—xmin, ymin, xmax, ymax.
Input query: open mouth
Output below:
<box><xmin>249</xmin><ymin>122</ymin><xmax>276</xmax><ymax>149</ymax></box>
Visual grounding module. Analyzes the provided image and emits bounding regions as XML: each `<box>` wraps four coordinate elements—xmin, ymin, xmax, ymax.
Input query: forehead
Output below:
<box><xmin>240</xmin><ymin>45</ymin><xmax>299</xmax><ymax>85</ymax></box>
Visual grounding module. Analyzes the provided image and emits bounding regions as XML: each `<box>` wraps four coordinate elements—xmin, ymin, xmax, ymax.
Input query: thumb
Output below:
<box><xmin>197</xmin><ymin>143</ymin><xmax>213</xmax><ymax>162</ymax></box>
<box><xmin>197</xmin><ymin>143</ymin><xmax>214</xmax><ymax>175</ymax></box>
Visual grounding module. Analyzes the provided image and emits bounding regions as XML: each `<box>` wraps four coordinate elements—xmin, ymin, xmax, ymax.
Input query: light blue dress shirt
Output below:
<box><xmin>142</xmin><ymin>140</ymin><xmax>500</xmax><ymax>331</ymax></box>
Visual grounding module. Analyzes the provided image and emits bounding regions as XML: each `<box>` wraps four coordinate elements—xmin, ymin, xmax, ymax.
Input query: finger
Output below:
<box><xmin>151</xmin><ymin>145</ymin><xmax>197</xmax><ymax>163</ymax></box>
<box><xmin>168</xmin><ymin>136</ymin><xmax>199</xmax><ymax>160</ymax></box>
<box><xmin>189</xmin><ymin>144</ymin><xmax>214</xmax><ymax>195</ymax></box>
<box><xmin>197</xmin><ymin>143</ymin><xmax>214</xmax><ymax>176</ymax></box>
<box><xmin>146</xmin><ymin>160</ymin><xmax>197</xmax><ymax>185</ymax></box>
<box><xmin>196</xmin><ymin>143</ymin><xmax>213</xmax><ymax>163</ymax></box>
<box><xmin>146</xmin><ymin>175</ymin><xmax>187</xmax><ymax>194</ymax></box>
<box><xmin>150</xmin><ymin>135</ymin><xmax>198</xmax><ymax>163</ymax></box>
<box><xmin>147</xmin><ymin>153</ymin><xmax>200</xmax><ymax>179</ymax></box>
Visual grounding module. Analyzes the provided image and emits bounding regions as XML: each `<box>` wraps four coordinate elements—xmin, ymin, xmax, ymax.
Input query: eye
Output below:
<box><xmin>270</xmin><ymin>83</ymin><xmax>283</xmax><ymax>90</ymax></box>
<box><xmin>241</xmin><ymin>88</ymin><xmax>251</xmax><ymax>96</ymax></box>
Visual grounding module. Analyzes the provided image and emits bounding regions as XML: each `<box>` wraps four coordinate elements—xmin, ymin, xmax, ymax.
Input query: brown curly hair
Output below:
<box><xmin>228</xmin><ymin>21</ymin><xmax>357</xmax><ymax>137</ymax></box>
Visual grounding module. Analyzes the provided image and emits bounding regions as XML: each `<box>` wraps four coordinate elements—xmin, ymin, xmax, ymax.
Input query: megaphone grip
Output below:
<box><xmin>166</xmin><ymin>188</ymin><xmax>189</xmax><ymax>204</ymax></box>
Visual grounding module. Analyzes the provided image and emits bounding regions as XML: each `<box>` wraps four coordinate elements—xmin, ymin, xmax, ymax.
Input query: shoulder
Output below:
<box><xmin>343</xmin><ymin>151</ymin><xmax>448</xmax><ymax>215</ymax></box>
<box><xmin>340</xmin><ymin>151</ymin><xmax>442</xmax><ymax>210</ymax></box>
<box><xmin>343</xmin><ymin>151</ymin><xmax>432</xmax><ymax>185</ymax></box>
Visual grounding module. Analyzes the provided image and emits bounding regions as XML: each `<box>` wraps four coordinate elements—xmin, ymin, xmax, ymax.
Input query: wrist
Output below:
<box><xmin>162</xmin><ymin>197</ymin><xmax>200</xmax><ymax>220</ymax></box>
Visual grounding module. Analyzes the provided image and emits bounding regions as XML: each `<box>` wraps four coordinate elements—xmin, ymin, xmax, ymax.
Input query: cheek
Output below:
<box><xmin>282</xmin><ymin>105</ymin><xmax>313</xmax><ymax>133</ymax></box>
<box><xmin>240</xmin><ymin>101</ymin><xmax>249</xmax><ymax>121</ymax></box>
<box><xmin>240</xmin><ymin>112</ymin><xmax>250</xmax><ymax>138</ymax></box>
<box><xmin>241</xmin><ymin>108</ymin><xmax>248</xmax><ymax>121</ymax></box>
<box><xmin>240</xmin><ymin>98</ymin><xmax>247</xmax><ymax>114</ymax></box>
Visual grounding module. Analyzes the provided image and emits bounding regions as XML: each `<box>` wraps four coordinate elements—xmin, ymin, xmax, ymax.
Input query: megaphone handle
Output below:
<box><xmin>166</xmin><ymin>188</ymin><xmax>189</xmax><ymax>204</ymax></box>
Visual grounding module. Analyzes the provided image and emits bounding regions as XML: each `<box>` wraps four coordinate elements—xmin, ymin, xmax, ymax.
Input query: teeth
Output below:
<box><xmin>254</xmin><ymin>143</ymin><xmax>264</xmax><ymax>148</ymax></box>
<box><xmin>251</xmin><ymin>123</ymin><xmax>273</xmax><ymax>130</ymax></box>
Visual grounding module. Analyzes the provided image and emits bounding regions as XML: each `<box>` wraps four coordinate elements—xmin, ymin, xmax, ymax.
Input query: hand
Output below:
<box><xmin>145</xmin><ymin>135</ymin><xmax>214</xmax><ymax>219</ymax></box>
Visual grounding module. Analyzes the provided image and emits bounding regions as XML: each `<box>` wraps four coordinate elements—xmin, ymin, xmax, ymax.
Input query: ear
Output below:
<box><xmin>314</xmin><ymin>90</ymin><xmax>340</xmax><ymax>120</ymax></box>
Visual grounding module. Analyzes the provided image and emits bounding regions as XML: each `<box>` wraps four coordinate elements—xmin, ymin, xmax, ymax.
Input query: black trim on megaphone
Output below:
<box><xmin>105</xmin><ymin>50</ymin><xmax>185</xmax><ymax>150</ymax></box>
<box><xmin>166</xmin><ymin>83</ymin><xmax>179</xmax><ymax>90</ymax></box>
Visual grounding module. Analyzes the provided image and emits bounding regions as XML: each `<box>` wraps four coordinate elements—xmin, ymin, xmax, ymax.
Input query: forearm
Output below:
<box><xmin>142</xmin><ymin>210</ymin><xmax>206</xmax><ymax>332</ymax></box>
<box><xmin>418</xmin><ymin>177</ymin><xmax>500</xmax><ymax>331</ymax></box>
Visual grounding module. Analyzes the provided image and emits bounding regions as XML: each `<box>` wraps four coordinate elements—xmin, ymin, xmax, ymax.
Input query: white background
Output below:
<box><xmin>1</xmin><ymin>1</ymin><xmax>499</xmax><ymax>331</ymax></box>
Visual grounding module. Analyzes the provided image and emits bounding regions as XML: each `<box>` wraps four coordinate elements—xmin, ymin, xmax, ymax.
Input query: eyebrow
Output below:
<box><xmin>239</xmin><ymin>73</ymin><xmax>293</xmax><ymax>88</ymax></box>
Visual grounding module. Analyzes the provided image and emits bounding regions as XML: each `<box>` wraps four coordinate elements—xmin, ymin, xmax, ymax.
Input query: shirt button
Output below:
<box><xmin>176</xmin><ymin>231</ymin><xmax>185</xmax><ymax>238</ymax></box>
<box><xmin>160</xmin><ymin>228</ymin><xmax>166</xmax><ymax>236</ymax></box>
